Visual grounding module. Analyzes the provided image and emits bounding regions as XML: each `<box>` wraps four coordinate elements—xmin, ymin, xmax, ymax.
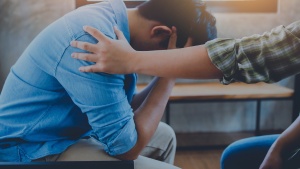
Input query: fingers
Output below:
<box><xmin>184</xmin><ymin>37</ymin><xmax>193</xmax><ymax>48</ymax></box>
<box><xmin>168</xmin><ymin>26</ymin><xmax>177</xmax><ymax>49</ymax></box>
<box><xmin>72</xmin><ymin>52</ymin><xmax>98</xmax><ymax>62</ymax></box>
<box><xmin>79</xmin><ymin>65</ymin><xmax>98</xmax><ymax>73</ymax></box>
<box><xmin>83</xmin><ymin>26</ymin><xmax>108</xmax><ymax>42</ymax></box>
<box><xmin>113</xmin><ymin>26</ymin><xmax>126</xmax><ymax>40</ymax></box>
<box><xmin>70</xmin><ymin>41</ymin><xmax>98</xmax><ymax>53</ymax></box>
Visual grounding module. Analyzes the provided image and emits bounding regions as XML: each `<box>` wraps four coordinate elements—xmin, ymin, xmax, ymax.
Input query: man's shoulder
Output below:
<box><xmin>64</xmin><ymin>2</ymin><xmax>118</xmax><ymax>40</ymax></box>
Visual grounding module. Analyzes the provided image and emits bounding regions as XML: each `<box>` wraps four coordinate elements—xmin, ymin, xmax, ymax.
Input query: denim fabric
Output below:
<box><xmin>221</xmin><ymin>134</ymin><xmax>300</xmax><ymax>169</ymax></box>
<box><xmin>0</xmin><ymin>0</ymin><xmax>137</xmax><ymax>162</ymax></box>
<box><xmin>221</xmin><ymin>135</ymin><xmax>279</xmax><ymax>169</ymax></box>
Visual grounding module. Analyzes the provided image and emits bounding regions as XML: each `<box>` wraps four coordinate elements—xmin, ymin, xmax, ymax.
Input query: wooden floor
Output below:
<box><xmin>174</xmin><ymin>149</ymin><xmax>223</xmax><ymax>169</ymax></box>
<box><xmin>173</xmin><ymin>131</ymin><xmax>283</xmax><ymax>169</ymax></box>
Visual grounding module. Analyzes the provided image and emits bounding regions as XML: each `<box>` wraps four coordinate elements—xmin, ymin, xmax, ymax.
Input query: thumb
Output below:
<box><xmin>114</xmin><ymin>26</ymin><xmax>126</xmax><ymax>40</ymax></box>
<box><xmin>184</xmin><ymin>37</ymin><xmax>193</xmax><ymax>48</ymax></box>
<box><xmin>168</xmin><ymin>26</ymin><xmax>177</xmax><ymax>49</ymax></box>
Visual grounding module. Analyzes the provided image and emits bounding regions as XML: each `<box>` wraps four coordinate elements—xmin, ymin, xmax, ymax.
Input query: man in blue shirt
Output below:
<box><xmin>0</xmin><ymin>0</ymin><xmax>216</xmax><ymax>168</ymax></box>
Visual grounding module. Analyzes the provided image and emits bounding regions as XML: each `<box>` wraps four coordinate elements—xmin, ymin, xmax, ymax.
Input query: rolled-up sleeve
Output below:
<box><xmin>55</xmin><ymin>34</ymin><xmax>137</xmax><ymax>156</ymax></box>
<box><xmin>205</xmin><ymin>20</ymin><xmax>300</xmax><ymax>84</ymax></box>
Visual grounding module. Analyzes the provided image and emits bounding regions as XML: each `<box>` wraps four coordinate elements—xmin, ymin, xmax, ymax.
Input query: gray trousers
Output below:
<box><xmin>36</xmin><ymin>122</ymin><xmax>180</xmax><ymax>169</ymax></box>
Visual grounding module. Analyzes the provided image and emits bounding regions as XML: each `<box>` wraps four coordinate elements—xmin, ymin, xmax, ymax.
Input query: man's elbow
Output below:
<box><xmin>115</xmin><ymin>139</ymin><xmax>147</xmax><ymax>161</ymax></box>
<box><xmin>108</xmin><ymin>122</ymin><xmax>149</xmax><ymax>161</ymax></box>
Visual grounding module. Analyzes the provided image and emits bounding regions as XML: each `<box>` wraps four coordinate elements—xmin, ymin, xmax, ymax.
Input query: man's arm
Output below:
<box><xmin>130</xmin><ymin>29</ymin><xmax>193</xmax><ymax>111</ymax></box>
<box><xmin>56</xmin><ymin>34</ymin><xmax>173</xmax><ymax>160</ymax></box>
<box><xmin>56</xmin><ymin>47</ymin><xmax>138</xmax><ymax>158</ymax></box>
<box><xmin>58</xmin><ymin>52</ymin><xmax>174</xmax><ymax>160</ymax></box>
<box><xmin>62</xmin><ymin>30</ymin><xmax>182</xmax><ymax>160</ymax></box>
<box><xmin>118</xmin><ymin>77</ymin><xmax>175</xmax><ymax>160</ymax></box>
<box><xmin>130</xmin><ymin>77</ymin><xmax>159</xmax><ymax>111</ymax></box>
<box><xmin>120</xmin><ymin>29</ymin><xmax>189</xmax><ymax>160</ymax></box>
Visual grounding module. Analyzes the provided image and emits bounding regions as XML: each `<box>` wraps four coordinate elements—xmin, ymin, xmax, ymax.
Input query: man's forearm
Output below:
<box><xmin>131</xmin><ymin>77</ymin><xmax>160</xmax><ymax>111</ymax></box>
<box><xmin>132</xmin><ymin>45</ymin><xmax>222</xmax><ymax>79</ymax></box>
<box><xmin>117</xmin><ymin>77</ymin><xmax>175</xmax><ymax>160</ymax></box>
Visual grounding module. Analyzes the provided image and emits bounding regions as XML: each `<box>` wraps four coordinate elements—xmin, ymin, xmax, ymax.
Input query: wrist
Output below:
<box><xmin>158</xmin><ymin>77</ymin><xmax>176</xmax><ymax>86</ymax></box>
<box><xmin>131</xmin><ymin>51</ymin><xmax>142</xmax><ymax>74</ymax></box>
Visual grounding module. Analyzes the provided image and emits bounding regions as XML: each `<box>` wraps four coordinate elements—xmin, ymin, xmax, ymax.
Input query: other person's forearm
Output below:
<box><xmin>116</xmin><ymin>77</ymin><xmax>175</xmax><ymax>160</ymax></box>
<box><xmin>71</xmin><ymin>26</ymin><xmax>223</xmax><ymax>79</ymax></box>
<box><xmin>131</xmin><ymin>45</ymin><xmax>222</xmax><ymax>79</ymax></box>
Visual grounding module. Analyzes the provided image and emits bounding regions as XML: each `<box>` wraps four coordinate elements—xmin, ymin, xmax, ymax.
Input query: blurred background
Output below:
<box><xmin>0</xmin><ymin>0</ymin><xmax>299</xmax><ymax>168</ymax></box>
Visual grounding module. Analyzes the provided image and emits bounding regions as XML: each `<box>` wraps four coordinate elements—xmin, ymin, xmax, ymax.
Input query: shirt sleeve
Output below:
<box><xmin>55</xmin><ymin>34</ymin><xmax>137</xmax><ymax>156</ymax></box>
<box><xmin>205</xmin><ymin>20</ymin><xmax>300</xmax><ymax>84</ymax></box>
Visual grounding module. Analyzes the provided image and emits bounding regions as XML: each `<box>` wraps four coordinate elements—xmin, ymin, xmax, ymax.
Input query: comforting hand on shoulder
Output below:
<box><xmin>71</xmin><ymin>26</ymin><xmax>136</xmax><ymax>74</ymax></box>
<box><xmin>70</xmin><ymin>26</ymin><xmax>192</xmax><ymax>74</ymax></box>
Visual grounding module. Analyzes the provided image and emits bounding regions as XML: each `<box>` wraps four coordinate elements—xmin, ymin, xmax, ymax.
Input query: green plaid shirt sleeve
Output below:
<box><xmin>205</xmin><ymin>20</ymin><xmax>300</xmax><ymax>85</ymax></box>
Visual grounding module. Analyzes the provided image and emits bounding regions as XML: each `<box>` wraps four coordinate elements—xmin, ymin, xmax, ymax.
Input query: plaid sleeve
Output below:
<box><xmin>205</xmin><ymin>20</ymin><xmax>300</xmax><ymax>85</ymax></box>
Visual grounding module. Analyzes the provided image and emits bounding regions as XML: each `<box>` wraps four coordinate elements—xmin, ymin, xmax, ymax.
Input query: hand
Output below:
<box><xmin>259</xmin><ymin>149</ymin><xmax>283</xmax><ymax>169</ymax></box>
<box><xmin>71</xmin><ymin>26</ymin><xmax>192</xmax><ymax>74</ymax></box>
<box><xmin>168</xmin><ymin>27</ymin><xmax>193</xmax><ymax>49</ymax></box>
<box><xmin>70</xmin><ymin>26</ymin><xmax>136</xmax><ymax>74</ymax></box>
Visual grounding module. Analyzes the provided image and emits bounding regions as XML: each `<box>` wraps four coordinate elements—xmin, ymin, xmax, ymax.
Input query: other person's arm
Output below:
<box><xmin>72</xmin><ymin>21</ymin><xmax>300</xmax><ymax>84</ymax></box>
<box><xmin>71</xmin><ymin>26</ymin><xmax>222</xmax><ymax>80</ymax></box>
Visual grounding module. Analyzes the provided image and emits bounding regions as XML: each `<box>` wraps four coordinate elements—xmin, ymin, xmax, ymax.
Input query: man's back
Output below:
<box><xmin>0</xmin><ymin>1</ymin><xmax>137</xmax><ymax>162</ymax></box>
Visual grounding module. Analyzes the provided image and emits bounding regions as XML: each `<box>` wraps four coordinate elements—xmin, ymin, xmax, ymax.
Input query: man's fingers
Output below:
<box><xmin>184</xmin><ymin>37</ymin><xmax>193</xmax><ymax>48</ymax></box>
<box><xmin>70</xmin><ymin>41</ymin><xmax>98</xmax><ymax>53</ymax></box>
<box><xmin>72</xmin><ymin>53</ymin><xmax>98</xmax><ymax>62</ymax></box>
<box><xmin>113</xmin><ymin>26</ymin><xmax>126</xmax><ymax>40</ymax></box>
<box><xmin>83</xmin><ymin>26</ymin><xmax>108</xmax><ymax>42</ymax></box>
<box><xmin>168</xmin><ymin>26</ymin><xmax>177</xmax><ymax>49</ymax></box>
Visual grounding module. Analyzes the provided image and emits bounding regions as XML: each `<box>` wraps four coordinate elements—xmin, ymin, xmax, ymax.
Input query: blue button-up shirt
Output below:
<box><xmin>0</xmin><ymin>0</ymin><xmax>137</xmax><ymax>162</ymax></box>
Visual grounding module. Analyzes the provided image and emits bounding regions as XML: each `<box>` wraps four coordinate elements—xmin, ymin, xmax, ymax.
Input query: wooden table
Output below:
<box><xmin>137</xmin><ymin>82</ymin><xmax>294</xmax><ymax>135</ymax></box>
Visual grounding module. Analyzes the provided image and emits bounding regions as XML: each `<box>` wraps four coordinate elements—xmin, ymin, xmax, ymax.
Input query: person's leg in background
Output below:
<box><xmin>221</xmin><ymin>135</ymin><xmax>279</xmax><ymax>169</ymax></box>
<box><xmin>35</xmin><ymin>122</ymin><xmax>179</xmax><ymax>169</ymax></box>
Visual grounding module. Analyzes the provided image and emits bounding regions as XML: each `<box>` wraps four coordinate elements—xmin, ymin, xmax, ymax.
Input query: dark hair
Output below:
<box><xmin>137</xmin><ymin>0</ymin><xmax>217</xmax><ymax>48</ymax></box>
